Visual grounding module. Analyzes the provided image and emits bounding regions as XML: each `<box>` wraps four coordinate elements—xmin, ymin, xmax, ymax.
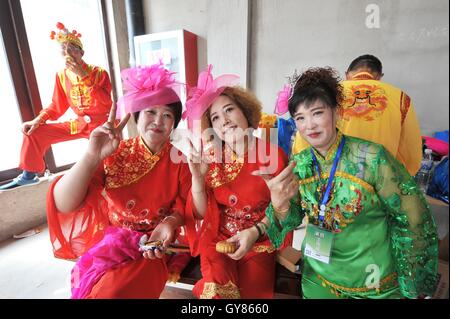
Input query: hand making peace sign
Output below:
<box><xmin>86</xmin><ymin>102</ymin><xmax>130</xmax><ymax>163</ymax></box>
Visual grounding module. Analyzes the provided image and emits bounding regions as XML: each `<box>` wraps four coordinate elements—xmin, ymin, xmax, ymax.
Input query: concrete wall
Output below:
<box><xmin>143</xmin><ymin>0</ymin><xmax>208</xmax><ymax>71</ymax></box>
<box><xmin>0</xmin><ymin>178</ymin><xmax>53</xmax><ymax>242</ymax></box>
<box><xmin>251</xmin><ymin>0</ymin><xmax>449</xmax><ymax>135</ymax></box>
<box><xmin>142</xmin><ymin>0</ymin><xmax>449</xmax><ymax>136</ymax></box>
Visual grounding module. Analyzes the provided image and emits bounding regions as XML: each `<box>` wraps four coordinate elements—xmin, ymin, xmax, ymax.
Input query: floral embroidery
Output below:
<box><xmin>299</xmin><ymin>171</ymin><xmax>375</xmax><ymax>194</ymax></box>
<box><xmin>301</xmin><ymin>186</ymin><xmax>364</xmax><ymax>232</ymax></box>
<box><xmin>139</xmin><ymin>209</ymin><xmax>149</xmax><ymax>218</ymax></box>
<box><xmin>126</xmin><ymin>199</ymin><xmax>136</xmax><ymax>211</ymax></box>
<box><xmin>252</xmin><ymin>244</ymin><xmax>276</xmax><ymax>253</ymax></box>
<box><xmin>206</xmin><ymin>144</ymin><xmax>244</xmax><ymax>188</ymax></box>
<box><xmin>109</xmin><ymin>208</ymin><xmax>163</xmax><ymax>232</ymax></box>
<box><xmin>228</xmin><ymin>195</ymin><xmax>238</xmax><ymax>206</ymax></box>
<box><xmin>400</xmin><ymin>92</ymin><xmax>411</xmax><ymax>125</ymax></box>
<box><xmin>220</xmin><ymin>203</ymin><xmax>266</xmax><ymax>237</ymax></box>
<box><xmin>317</xmin><ymin>273</ymin><xmax>398</xmax><ymax>298</ymax></box>
<box><xmin>104</xmin><ymin>137</ymin><xmax>169</xmax><ymax>189</ymax></box>
<box><xmin>200</xmin><ymin>280</ymin><xmax>240</xmax><ymax>299</ymax></box>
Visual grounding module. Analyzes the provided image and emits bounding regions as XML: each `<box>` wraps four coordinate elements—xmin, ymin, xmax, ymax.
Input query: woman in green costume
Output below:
<box><xmin>262</xmin><ymin>67</ymin><xmax>438</xmax><ymax>299</ymax></box>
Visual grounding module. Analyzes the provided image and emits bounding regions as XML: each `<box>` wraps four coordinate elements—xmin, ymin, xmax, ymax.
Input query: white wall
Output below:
<box><xmin>142</xmin><ymin>0</ymin><xmax>449</xmax><ymax>135</ymax></box>
<box><xmin>143</xmin><ymin>0</ymin><xmax>251</xmax><ymax>86</ymax></box>
<box><xmin>143</xmin><ymin>0</ymin><xmax>208</xmax><ymax>71</ymax></box>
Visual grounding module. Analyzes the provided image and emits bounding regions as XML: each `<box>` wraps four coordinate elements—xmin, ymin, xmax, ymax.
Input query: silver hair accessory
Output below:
<box><xmin>286</xmin><ymin>69</ymin><xmax>300</xmax><ymax>101</ymax></box>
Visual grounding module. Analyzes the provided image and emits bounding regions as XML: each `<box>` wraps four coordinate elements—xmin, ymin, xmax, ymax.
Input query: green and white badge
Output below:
<box><xmin>304</xmin><ymin>224</ymin><xmax>334</xmax><ymax>264</ymax></box>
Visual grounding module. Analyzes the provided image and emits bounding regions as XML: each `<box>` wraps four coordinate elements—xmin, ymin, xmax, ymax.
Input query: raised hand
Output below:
<box><xmin>252</xmin><ymin>161</ymin><xmax>299</xmax><ymax>213</ymax></box>
<box><xmin>86</xmin><ymin>102</ymin><xmax>130</xmax><ymax>164</ymax></box>
<box><xmin>65</xmin><ymin>54</ymin><xmax>88</xmax><ymax>78</ymax></box>
<box><xmin>187</xmin><ymin>138</ymin><xmax>210</xmax><ymax>180</ymax></box>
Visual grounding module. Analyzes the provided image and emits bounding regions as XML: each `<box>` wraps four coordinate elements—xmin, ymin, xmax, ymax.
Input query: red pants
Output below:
<box><xmin>19</xmin><ymin>119</ymin><xmax>101</xmax><ymax>173</ymax></box>
<box><xmin>193</xmin><ymin>241</ymin><xmax>276</xmax><ymax>299</ymax></box>
<box><xmin>86</xmin><ymin>257</ymin><xmax>168</xmax><ymax>298</ymax></box>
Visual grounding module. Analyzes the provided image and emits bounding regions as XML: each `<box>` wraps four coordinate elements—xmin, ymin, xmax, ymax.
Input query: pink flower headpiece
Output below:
<box><xmin>182</xmin><ymin>64</ymin><xmax>240</xmax><ymax>128</ymax></box>
<box><xmin>274</xmin><ymin>69</ymin><xmax>300</xmax><ymax>115</ymax></box>
<box><xmin>116</xmin><ymin>61</ymin><xmax>181</xmax><ymax>119</ymax></box>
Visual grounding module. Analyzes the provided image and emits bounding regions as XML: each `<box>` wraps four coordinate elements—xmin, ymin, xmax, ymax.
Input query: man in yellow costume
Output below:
<box><xmin>291</xmin><ymin>54</ymin><xmax>422</xmax><ymax>176</ymax></box>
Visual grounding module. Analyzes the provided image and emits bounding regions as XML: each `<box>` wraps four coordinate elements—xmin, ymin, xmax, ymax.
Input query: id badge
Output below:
<box><xmin>304</xmin><ymin>224</ymin><xmax>334</xmax><ymax>264</ymax></box>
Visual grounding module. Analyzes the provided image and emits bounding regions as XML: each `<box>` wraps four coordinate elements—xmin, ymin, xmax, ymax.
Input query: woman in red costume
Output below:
<box><xmin>182</xmin><ymin>65</ymin><xmax>294</xmax><ymax>299</ymax></box>
<box><xmin>46</xmin><ymin>62</ymin><xmax>192</xmax><ymax>298</ymax></box>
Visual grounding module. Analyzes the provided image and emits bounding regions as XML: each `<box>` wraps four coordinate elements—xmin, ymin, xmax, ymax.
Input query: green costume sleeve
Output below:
<box><xmin>373</xmin><ymin>147</ymin><xmax>439</xmax><ymax>298</ymax></box>
<box><xmin>265</xmin><ymin>198</ymin><xmax>305</xmax><ymax>249</ymax></box>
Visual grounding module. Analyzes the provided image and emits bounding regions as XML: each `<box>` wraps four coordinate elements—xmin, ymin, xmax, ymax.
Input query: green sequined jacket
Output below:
<box><xmin>266</xmin><ymin>132</ymin><xmax>438</xmax><ymax>298</ymax></box>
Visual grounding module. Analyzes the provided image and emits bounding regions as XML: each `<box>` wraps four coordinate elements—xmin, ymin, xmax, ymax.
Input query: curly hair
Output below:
<box><xmin>288</xmin><ymin>67</ymin><xmax>344</xmax><ymax>116</ymax></box>
<box><xmin>202</xmin><ymin>86</ymin><xmax>262</xmax><ymax>131</ymax></box>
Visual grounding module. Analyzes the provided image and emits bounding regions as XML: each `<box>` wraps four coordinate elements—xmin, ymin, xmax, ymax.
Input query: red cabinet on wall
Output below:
<box><xmin>134</xmin><ymin>29</ymin><xmax>198</xmax><ymax>102</ymax></box>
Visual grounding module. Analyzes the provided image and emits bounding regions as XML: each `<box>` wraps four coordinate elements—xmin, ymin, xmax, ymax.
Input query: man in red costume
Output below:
<box><xmin>1</xmin><ymin>22</ymin><xmax>112</xmax><ymax>190</ymax></box>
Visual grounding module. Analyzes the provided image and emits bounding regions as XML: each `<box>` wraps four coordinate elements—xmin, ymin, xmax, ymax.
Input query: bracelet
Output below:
<box><xmin>258</xmin><ymin>221</ymin><xmax>268</xmax><ymax>234</ymax></box>
<box><xmin>254</xmin><ymin>223</ymin><xmax>263</xmax><ymax>238</ymax></box>
<box><xmin>273</xmin><ymin>204</ymin><xmax>291</xmax><ymax>223</ymax></box>
<box><xmin>273</xmin><ymin>203</ymin><xmax>290</xmax><ymax>215</ymax></box>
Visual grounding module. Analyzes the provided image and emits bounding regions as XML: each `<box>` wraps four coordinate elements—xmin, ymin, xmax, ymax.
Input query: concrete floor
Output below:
<box><xmin>0</xmin><ymin>225</ymin><xmax>73</xmax><ymax>299</ymax></box>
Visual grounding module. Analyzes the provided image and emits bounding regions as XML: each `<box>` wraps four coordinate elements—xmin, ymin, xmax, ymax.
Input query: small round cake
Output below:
<box><xmin>215</xmin><ymin>240</ymin><xmax>237</xmax><ymax>254</ymax></box>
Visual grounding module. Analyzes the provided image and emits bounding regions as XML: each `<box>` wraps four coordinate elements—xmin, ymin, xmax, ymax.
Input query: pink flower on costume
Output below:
<box><xmin>274</xmin><ymin>84</ymin><xmax>292</xmax><ymax>116</ymax></box>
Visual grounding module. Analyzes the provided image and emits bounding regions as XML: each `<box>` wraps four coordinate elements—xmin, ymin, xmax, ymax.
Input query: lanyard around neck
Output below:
<box><xmin>310</xmin><ymin>135</ymin><xmax>345</xmax><ymax>226</ymax></box>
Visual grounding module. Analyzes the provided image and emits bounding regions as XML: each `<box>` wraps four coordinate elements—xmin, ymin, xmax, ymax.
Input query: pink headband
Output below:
<box><xmin>116</xmin><ymin>62</ymin><xmax>181</xmax><ymax>119</ymax></box>
<box><xmin>182</xmin><ymin>64</ymin><xmax>240</xmax><ymax>128</ymax></box>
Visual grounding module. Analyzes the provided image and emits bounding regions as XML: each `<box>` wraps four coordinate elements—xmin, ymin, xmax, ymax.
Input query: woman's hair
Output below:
<box><xmin>288</xmin><ymin>67</ymin><xmax>344</xmax><ymax>116</ymax></box>
<box><xmin>133</xmin><ymin>100</ymin><xmax>183</xmax><ymax>128</ymax></box>
<box><xmin>201</xmin><ymin>86</ymin><xmax>262</xmax><ymax>131</ymax></box>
